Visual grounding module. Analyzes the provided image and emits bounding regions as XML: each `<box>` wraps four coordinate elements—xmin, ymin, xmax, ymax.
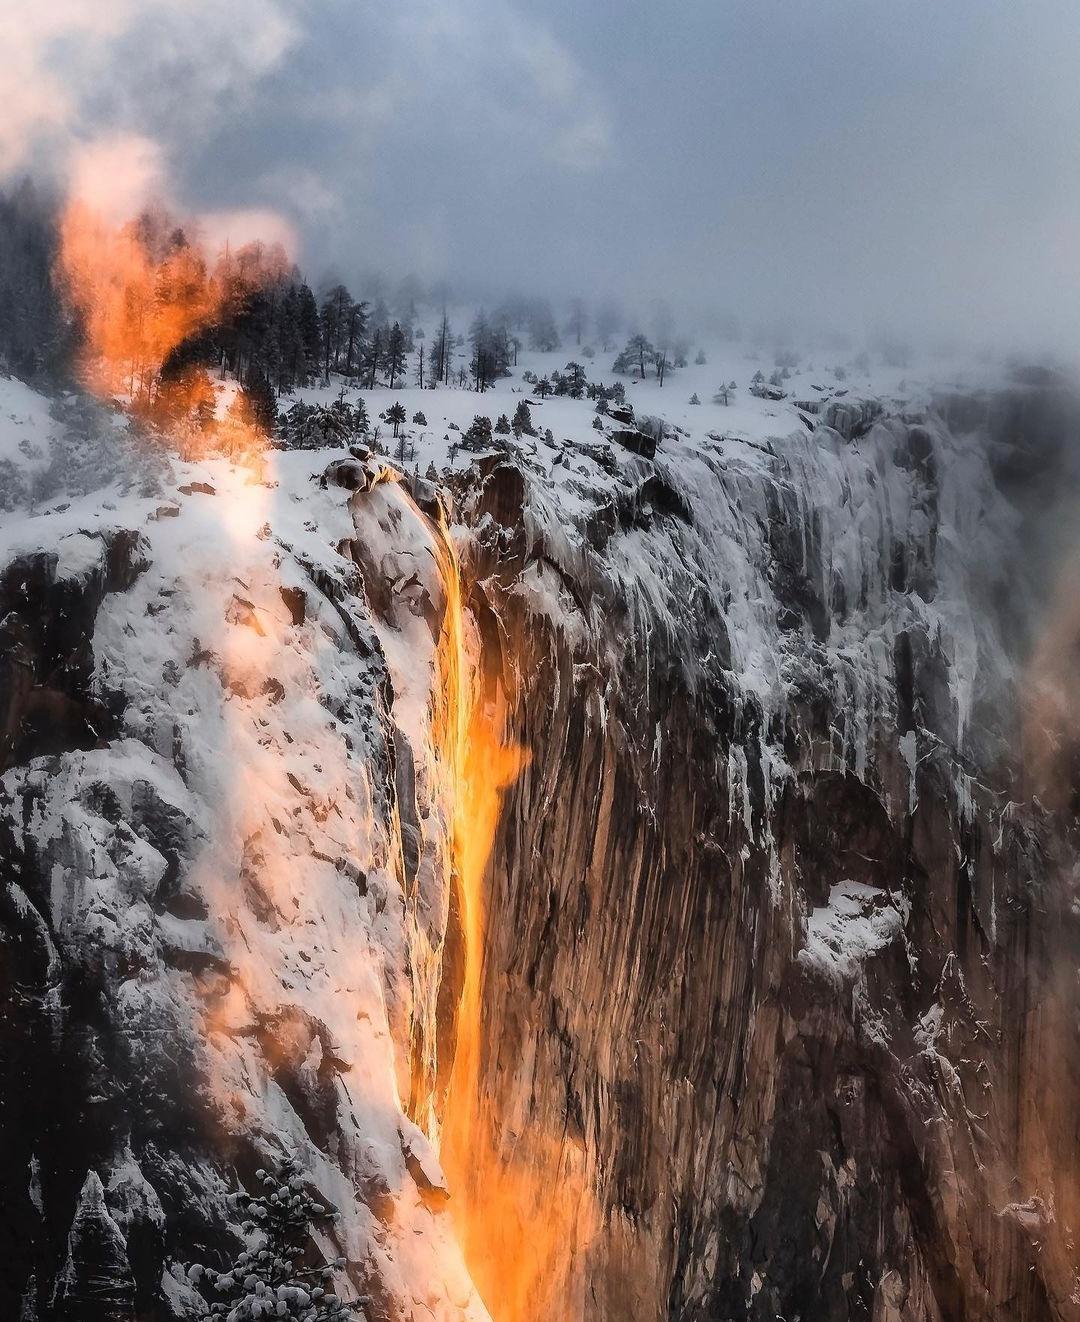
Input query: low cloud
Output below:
<box><xmin>6</xmin><ymin>0</ymin><xmax>1080</xmax><ymax>352</ymax></box>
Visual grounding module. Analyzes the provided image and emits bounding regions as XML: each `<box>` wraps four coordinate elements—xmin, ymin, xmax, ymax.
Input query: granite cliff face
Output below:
<box><xmin>1</xmin><ymin>370</ymin><xmax>1079</xmax><ymax>1320</ymax></box>
<box><xmin>453</xmin><ymin>383</ymin><xmax>1080</xmax><ymax>1320</ymax></box>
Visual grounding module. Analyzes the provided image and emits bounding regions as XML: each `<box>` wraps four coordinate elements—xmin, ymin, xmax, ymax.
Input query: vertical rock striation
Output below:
<box><xmin>455</xmin><ymin>385</ymin><xmax>1080</xmax><ymax>1319</ymax></box>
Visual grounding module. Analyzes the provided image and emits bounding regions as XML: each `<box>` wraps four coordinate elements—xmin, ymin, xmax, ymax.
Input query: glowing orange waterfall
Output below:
<box><xmin>428</xmin><ymin>520</ymin><xmax>524</xmax><ymax>1169</ymax></box>
<box><xmin>430</xmin><ymin>521</ymin><xmax>597</xmax><ymax>1322</ymax></box>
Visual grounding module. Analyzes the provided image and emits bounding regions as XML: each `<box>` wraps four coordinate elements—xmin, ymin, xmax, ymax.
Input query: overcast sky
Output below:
<box><xmin>6</xmin><ymin>0</ymin><xmax>1080</xmax><ymax>347</ymax></box>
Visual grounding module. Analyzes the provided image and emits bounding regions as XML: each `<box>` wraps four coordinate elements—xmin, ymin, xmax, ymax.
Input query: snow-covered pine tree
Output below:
<box><xmin>512</xmin><ymin>399</ymin><xmax>534</xmax><ymax>436</ymax></box>
<box><xmin>594</xmin><ymin>299</ymin><xmax>622</xmax><ymax>353</ymax></box>
<box><xmin>185</xmin><ymin>1160</ymin><xmax>363</xmax><ymax>1321</ymax></box>
<box><xmin>560</xmin><ymin>362</ymin><xmax>587</xmax><ymax>398</ymax></box>
<box><xmin>613</xmin><ymin>334</ymin><xmax>655</xmax><ymax>379</ymax></box>
<box><xmin>527</xmin><ymin>300</ymin><xmax>560</xmax><ymax>352</ymax></box>
<box><xmin>360</xmin><ymin>328</ymin><xmax>382</xmax><ymax>390</ymax></box>
<box><xmin>565</xmin><ymin>297</ymin><xmax>588</xmax><ymax>347</ymax></box>
<box><xmin>319</xmin><ymin>285</ymin><xmax>351</xmax><ymax>379</ymax></box>
<box><xmin>464</xmin><ymin>415</ymin><xmax>492</xmax><ymax>446</ymax></box>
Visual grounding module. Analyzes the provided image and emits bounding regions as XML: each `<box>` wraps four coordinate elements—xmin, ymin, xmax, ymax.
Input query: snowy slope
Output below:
<box><xmin>0</xmin><ymin>377</ymin><xmax>487</xmax><ymax>1319</ymax></box>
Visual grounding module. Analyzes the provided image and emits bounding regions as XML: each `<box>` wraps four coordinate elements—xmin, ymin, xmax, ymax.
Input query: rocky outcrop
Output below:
<box><xmin>53</xmin><ymin>1172</ymin><xmax>136</xmax><ymax>1322</ymax></box>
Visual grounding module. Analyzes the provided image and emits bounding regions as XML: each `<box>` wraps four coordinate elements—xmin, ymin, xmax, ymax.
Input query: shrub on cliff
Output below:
<box><xmin>185</xmin><ymin>1160</ymin><xmax>364</xmax><ymax>1321</ymax></box>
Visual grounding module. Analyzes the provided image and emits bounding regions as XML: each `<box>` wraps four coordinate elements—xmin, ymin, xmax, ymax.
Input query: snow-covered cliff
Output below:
<box><xmin>2</xmin><ymin>354</ymin><xmax>1079</xmax><ymax>1320</ymax></box>
<box><xmin>458</xmin><ymin>372</ymin><xmax>1080</xmax><ymax>1320</ymax></box>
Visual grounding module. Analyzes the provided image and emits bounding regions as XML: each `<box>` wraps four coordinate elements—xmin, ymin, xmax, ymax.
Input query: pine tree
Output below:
<box><xmin>560</xmin><ymin>362</ymin><xmax>587</xmax><ymax>398</ymax></box>
<box><xmin>343</xmin><ymin>300</ymin><xmax>368</xmax><ymax>376</ymax></box>
<box><xmin>464</xmin><ymin>415</ymin><xmax>492</xmax><ymax>446</ymax></box>
<box><xmin>431</xmin><ymin>311</ymin><xmax>451</xmax><ymax>384</ymax></box>
<box><xmin>512</xmin><ymin>399</ymin><xmax>534</xmax><ymax>435</ymax></box>
<box><xmin>361</xmin><ymin>327</ymin><xmax>382</xmax><ymax>390</ymax></box>
<box><xmin>297</xmin><ymin>284</ymin><xmax>323</xmax><ymax>385</ymax></box>
<box><xmin>613</xmin><ymin>334</ymin><xmax>655</xmax><ymax>379</ymax></box>
<box><xmin>385</xmin><ymin>401</ymin><xmax>406</xmax><ymax>436</ymax></box>
<box><xmin>490</xmin><ymin>317</ymin><xmax>513</xmax><ymax>379</ymax></box>
<box><xmin>385</xmin><ymin>322</ymin><xmax>407</xmax><ymax>388</ymax></box>
<box><xmin>281</xmin><ymin>286</ymin><xmax>307</xmax><ymax>390</ymax></box>
<box><xmin>469</xmin><ymin>310</ymin><xmax>492</xmax><ymax>391</ymax></box>
<box><xmin>594</xmin><ymin>300</ymin><xmax>622</xmax><ymax>353</ymax></box>
<box><xmin>527</xmin><ymin>301</ymin><xmax>560</xmax><ymax>352</ymax></box>
<box><xmin>565</xmin><ymin>298</ymin><xmax>588</xmax><ymax>346</ymax></box>
<box><xmin>242</xmin><ymin>368</ymin><xmax>278</xmax><ymax>434</ymax></box>
<box><xmin>0</xmin><ymin>177</ymin><xmax>72</xmax><ymax>379</ymax></box>
<box><xmin>494</xmin><ymin>413</ymin><xmax>511</xmax><ymax>434</ymax></box>
<box><xmin>320</xmin><ymin>284</ymin><xmax>352</xmax><ymax>379</ymax></box>
<box><xmin>185</xmin><ymin>1160</ymin><xmax>364</xmax><ymax>1321</ymax></box>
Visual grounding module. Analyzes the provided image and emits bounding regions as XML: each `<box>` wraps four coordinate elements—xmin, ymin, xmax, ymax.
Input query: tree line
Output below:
<box><xmin>0</xmin><ymin>179</ymin><xmax>699</xmax><ymax>437</ymax></box>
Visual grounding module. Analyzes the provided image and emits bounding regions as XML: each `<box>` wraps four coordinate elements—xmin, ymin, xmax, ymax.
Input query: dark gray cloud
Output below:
<box><xmin>6</xmin><ymin>0</ymin><xmax>1079</xmax><ymax>348</ymax></box>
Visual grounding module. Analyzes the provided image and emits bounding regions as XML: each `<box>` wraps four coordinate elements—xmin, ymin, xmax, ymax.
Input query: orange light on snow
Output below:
<box><xmin>55</xmin><ymin>175</ymin><xmax>590</xmax><ymax>1319</ymax></box>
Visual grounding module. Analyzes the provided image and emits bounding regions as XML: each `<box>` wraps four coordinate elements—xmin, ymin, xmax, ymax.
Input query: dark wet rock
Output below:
<box><xmin>474</xmin><ymin>459</ymin><xmax>527</xmax><ymax>530</ymax></box>
<box><xmin>0</xmin><ymin>881</ymin><xmax>62</xmax><ymax>990</ymax></box>
<box><xmin>319</xmin><ymin>455</ymin><xmax>398</xmax><ymax>492</ymax></box>
<box><xmin>0</xmin><ymin>531</ymin><xmax>147</xmax><ymax>773</ymax></box>
<box><xmin>610</xmin><ymin>428</ymin><xmax>658</xmax><ymax>459</ymax></box>
<box><xmin>615</xmin><ymin>472</ymin><xmax>693</xmax><ymax>529</ymax></box>
<box><xmin>279</xmin><ymin>585</ymin><xmax>306</xmax><ymax>625</ymax></box>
